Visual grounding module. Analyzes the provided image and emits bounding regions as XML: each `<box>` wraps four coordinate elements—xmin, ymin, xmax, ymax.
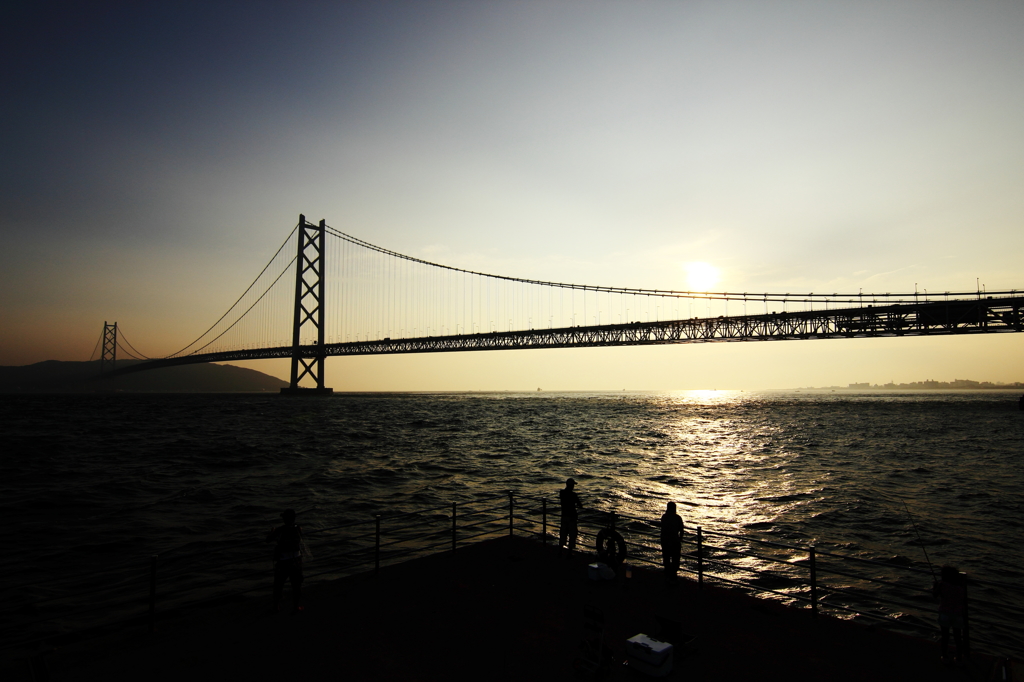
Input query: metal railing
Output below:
<box><xmin>510</xmin><ymin>494</ymin><xmax>1024</xmax><ymax>661</ymax></box>
<box><xmin>0</xmin><ymin>492</ymin><xmax>513</xmax><ymax>660</ymax></box>
<box><xmin>3</xmin><ymin>490</ymin><xmax>1022</xmax><ymax>665</ymax></box>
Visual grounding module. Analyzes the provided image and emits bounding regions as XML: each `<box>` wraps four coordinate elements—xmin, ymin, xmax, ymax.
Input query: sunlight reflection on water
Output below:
<box><xmin>2</xmin><ymin>390</ymin><xmax>1022</xmax><ymax>652</ymax></box>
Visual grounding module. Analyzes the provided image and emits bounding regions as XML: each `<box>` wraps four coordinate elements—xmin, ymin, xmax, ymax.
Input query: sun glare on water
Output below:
<box><xmin>685</xmin><ymin>262</ymin><xmax>720</xmax><ymax>291</ymax></box>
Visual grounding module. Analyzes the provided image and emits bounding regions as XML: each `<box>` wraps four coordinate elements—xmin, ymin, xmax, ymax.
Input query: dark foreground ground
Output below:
<box><xmin>12</xmin><ymin>536</ymin><xmax>1020</xmax><ymax>681</ymax></box>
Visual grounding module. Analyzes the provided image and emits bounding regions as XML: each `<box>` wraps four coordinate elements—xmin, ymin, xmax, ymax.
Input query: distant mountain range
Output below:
<box><xmin>0</xmin><ymin>360</ymin><xmax>289</xmax><ymax>393</ymax></box>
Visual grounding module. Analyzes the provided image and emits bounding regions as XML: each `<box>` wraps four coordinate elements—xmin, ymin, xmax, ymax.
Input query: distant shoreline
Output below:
<box><xmin>0</xmin><ymin>359</ymin><xmax>288</xmax><ymax>393</ymax></box>
<box><xmin>799</xmin><ymin>381</ymin><xmax>1024</xmax><ymax>391</ymax></box>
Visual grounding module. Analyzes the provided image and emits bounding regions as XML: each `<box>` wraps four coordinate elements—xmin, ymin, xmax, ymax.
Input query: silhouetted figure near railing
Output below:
<box><xmin>660</xmin><ymin>502</ymin><xmax>684</xmax><ymax>583</ymax></box>
<box><xmin>268</xmin><ymin>509</ymin><xmax>304</xmax><ymax>613</ymax></box>
<box><xmin>559</xmin><ymin>478</ymin><xmax>584</xmax><ymax>557</ymax></box>
<box><xmin>933</xmin><ymin>564</ymin><xmax>967</xmax><ymax>663</ymax></box>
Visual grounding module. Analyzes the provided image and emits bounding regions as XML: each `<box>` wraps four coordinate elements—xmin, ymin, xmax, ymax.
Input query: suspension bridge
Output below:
<box><xmin>98</xmin><ymin>215</ymin><xmax>1024</xmax><ymax>393</ymax></box>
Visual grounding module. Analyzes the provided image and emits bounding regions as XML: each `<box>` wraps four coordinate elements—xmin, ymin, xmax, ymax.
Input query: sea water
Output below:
<box><xmin>2</xmin><ymin>390</ymin><xmax>1022</xmax><ymax>654</ymax></box>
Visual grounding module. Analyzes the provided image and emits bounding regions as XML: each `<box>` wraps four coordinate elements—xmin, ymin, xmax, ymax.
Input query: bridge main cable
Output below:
<box><xmin>323</xmin><ymin>225</ymin><xmax>1017</xmax><ymax>304</ymax></box>
<box><xmin>166</xmin><ymin>224</ymin><xmax>299</xmax><ymax>358</ymax></box>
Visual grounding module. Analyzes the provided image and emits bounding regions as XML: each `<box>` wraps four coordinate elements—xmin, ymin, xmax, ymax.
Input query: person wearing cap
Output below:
<box><xmin>558</xmin><ymin>478</ymin><xmax>584</xmax><ymax>556</ymax></box>
<box><xmin>267</xmin><ymin>509</ymin><xmax>304</xmax><ymax>613</ymax></box>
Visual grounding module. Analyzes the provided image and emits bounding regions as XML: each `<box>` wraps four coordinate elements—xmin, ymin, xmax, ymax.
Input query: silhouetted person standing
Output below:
<box><xmin>933</xmin><ymin>564</ymin><xmax>967</xmax><ymax>663</ymax></box>
<box><xmin>559</xmin><ymin>478</ymin><xmax>583</xmax><ymax>556</ymax></box>
<box><xmin>268</xmin><ymin>509</ymin><xmax>304</xmax><ymax>613</ymax></box>
<box><xmin>660</xmin><ymin>502</ymin><xmax>684</xmax><ymax>582</ymax></box>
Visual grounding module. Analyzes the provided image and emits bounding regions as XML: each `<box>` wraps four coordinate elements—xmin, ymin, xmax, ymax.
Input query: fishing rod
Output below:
<box><xmin>899</xmin><ymin>498</ymin><xmax>937</xmax><ymax>581</ymax></box>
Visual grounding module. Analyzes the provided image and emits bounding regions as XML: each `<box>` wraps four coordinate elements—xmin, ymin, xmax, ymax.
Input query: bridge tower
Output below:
<box><xmin>281</xmin><ymin>214</ymin><xmax>333</xmax><ymax>395</ymax></box>
<box><xmin>100</xmin><ymin>321</ymin><xmax>117</xmax><ymax>376</ymax></box>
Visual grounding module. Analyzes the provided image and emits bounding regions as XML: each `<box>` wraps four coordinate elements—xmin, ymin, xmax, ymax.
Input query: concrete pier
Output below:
<box><xmin>42</xmin><ymin>536</ymin><xmax>1014</xmax><ymax>681</ymax></box>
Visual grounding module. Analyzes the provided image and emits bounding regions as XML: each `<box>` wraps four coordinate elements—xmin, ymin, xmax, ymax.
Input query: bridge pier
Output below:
<box><xmin>281</xmin><ymin>214</ymin><xmax>333</xmax><ymax>395</ymax></box>
<box><xmin>280</xmin><ymin>386</ymin><xmax>334</xmax><ymax>395</ymax></box>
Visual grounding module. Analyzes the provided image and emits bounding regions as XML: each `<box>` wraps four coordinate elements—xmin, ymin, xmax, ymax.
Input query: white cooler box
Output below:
<box><xmin>587</xmin><ymin>562</ymin><xmax>616</xmax><ymax>580</ymax></box>
<box><xmin>625</xmin><ymin>633</ymin><xmax>673</xmax><ymax>677</ymax></box>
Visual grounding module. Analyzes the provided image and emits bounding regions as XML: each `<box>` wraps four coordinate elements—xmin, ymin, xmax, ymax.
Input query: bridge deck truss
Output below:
<box><xmin>112</xmin><ymin>296</ymin><xmax>1023</xmax><ymax>375</ymax></box>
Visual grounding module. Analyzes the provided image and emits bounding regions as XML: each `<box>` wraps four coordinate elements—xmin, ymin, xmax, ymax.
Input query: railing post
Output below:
<box><xmin>542</xmin><ymin>498</ymin><xmax>547</xmax><ymax>544</ymax></box>
<box><xmin>374</xmin><ymin>514</ymin><xmax>381</xmax><ymax>575</ymax></box>
<box><xmin>809</xmin><ymin>545</ymin><xmax>818</xmax><ymax>617</ymax></box>
<box><xmin>610</xmin><ymin>510</ymin><xmax>616</xmax><ymax>531</ymax></box>
<box><xmin>963</xmin><ymin>582</ymin><xmax>971</xmax><ymax>658</ymax></box>
<box><xmin>148</xmin><ymin>554</ymin><xmax>158</xmax><ymax>633</ymax></box>
<box><xmin>508</xmin><ymin>491</ymin><xmax>514</xmax><ymax>536</ymax></box>
<box><xmin>451</xmin><ymin>502</ymin><xmax>457</xmax><ymax>553</ymax></box>
<box><xmin>697</xmin><ymin>527</ymin><xmax>704</xmax><ymax>589</ymax></box>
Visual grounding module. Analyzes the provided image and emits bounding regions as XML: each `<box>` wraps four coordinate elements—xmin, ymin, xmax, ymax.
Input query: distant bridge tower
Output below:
<box><xmin>281</xmin><ymin>214</ymin><xmax>333</xmax><ymax>395</ymax></box>
<box><xmin>100</xmin><ymin>321</ymin><xmax>117</xmax><ymax>376</ymax></box>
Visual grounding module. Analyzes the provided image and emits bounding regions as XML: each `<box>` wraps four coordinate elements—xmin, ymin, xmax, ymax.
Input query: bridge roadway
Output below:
<box><xmin>111</xmin><ymin>296</ymin><xmax>1023</xmax><ymax>377</ymax></box>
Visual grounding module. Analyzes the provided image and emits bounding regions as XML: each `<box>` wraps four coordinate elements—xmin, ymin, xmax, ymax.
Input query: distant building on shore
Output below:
<box><xmin>838</xmin><ymin>379</ymin><xmax>1024</xmax><ymax>390</ymax></box>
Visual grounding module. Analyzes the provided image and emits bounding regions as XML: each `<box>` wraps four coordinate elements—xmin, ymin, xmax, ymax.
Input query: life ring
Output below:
<box><xmin>596</xmin><ymin>528</ymin><xmax>627</xmax><ymax>565</ymax></box>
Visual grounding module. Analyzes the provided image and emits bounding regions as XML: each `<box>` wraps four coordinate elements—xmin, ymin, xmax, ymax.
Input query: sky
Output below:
<box><xmin>2</xmin><ymin>0</ymin><xmax>1022</xmax><ymax>390</ymax></box>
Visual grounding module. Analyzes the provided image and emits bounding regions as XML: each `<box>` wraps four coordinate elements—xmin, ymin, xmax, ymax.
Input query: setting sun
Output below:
<box><xmin>685</xmin><ymin>262</ymin><xmax>720</xmax><ymax>291</ymax></box>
